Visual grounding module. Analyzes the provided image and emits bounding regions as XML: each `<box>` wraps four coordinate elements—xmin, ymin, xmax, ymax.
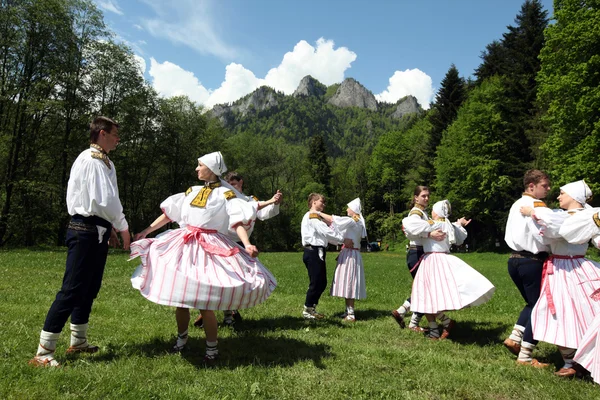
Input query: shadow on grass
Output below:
<box><xmin>93</xmin><ymin>334</ymin><xmax>332</xmax><ymax>370</ymax></box>
<box><xmin>445</xmin><ymin>320</ymin><xmax>510</xmax><ymax>346</ymax></box>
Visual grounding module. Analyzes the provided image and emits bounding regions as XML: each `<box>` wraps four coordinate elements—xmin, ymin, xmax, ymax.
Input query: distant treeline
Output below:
<box><xmin>1</xmin><ymin>0</ymin><xmax>599</xmax><ymax>251</ymax></box>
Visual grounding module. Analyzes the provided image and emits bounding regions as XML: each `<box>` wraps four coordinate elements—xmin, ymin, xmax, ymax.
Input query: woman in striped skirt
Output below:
<box><xmin>521</xmin><ymin>180</ymin><xmax>600</xmax><ymax>377</ymax></box>
<box><xmin>130</xmin><ymin>152</ymin><xmax>277</xmax><ymax>363</ymax></box>
<box><xmin>329</xmin><ymin>198</ymin><xmax>367</xmax><ymax>321</ymax></box>
<box><xmin>410</xmin><ymin>200</ymin><xmax>495</xmax><ymax>339</ymax></box>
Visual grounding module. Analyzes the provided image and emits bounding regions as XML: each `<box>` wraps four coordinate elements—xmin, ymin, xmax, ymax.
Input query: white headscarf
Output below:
<box><xmin>561</xmin><ymin>180</ymin><xmax>592</xmax><ymax>209</ymax></box>
<box><xmin>347</xmin><ymin>197</ymin><xmax>367</xmax><ymax>238</ymax></box>
<box><xmin>432</xmin><ymin>199</ymin><xmax>456</xmax><ymax>244</ymax></box>
<box><xmin>198</xmin><ymin>151</ymin><xmax>227</xmax><ymax>177</ymax></box>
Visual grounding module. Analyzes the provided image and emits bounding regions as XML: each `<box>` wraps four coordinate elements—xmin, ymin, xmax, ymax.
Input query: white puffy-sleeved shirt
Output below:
<box><xmin>559</xmin><ymin>208</ymin><xmax>600</xmax><ymax>248</ymax></box>
<box><xmin>402</xmin><ymin>206</ymin><xmax>430</xmax><ymax>246</ymax></box>
<box><xmin>66</xmin><ymin>147</ymin><xmax>128</xmax><ymax>231</ymax></box>
<box><xmin>226</xmin><ymin>192</ymin><xmax>280</xmax><ymax>241</ymax></box>
<box><xmin>528</xmin><ymin>208</ymin><xmax>589</xmax><ymax>256</ymax></box>
<box><xmin>504</xmin><ymin>193</ymin><xmax>550</xmax><ymax>254</ymax></box>
<box><xmin>160</xmin><ymin>181</ymin><xmax>257</xmax><ymax>234</ymax></box>
<box><xmin>421</xmin><ymin>220</ymin><xmax>468</xmax><ymax>253</ymax></box>
<box><xmin>301</xmin><ymin>212</ymin><xmax>344</xmax><ymax>247</ymax></box>
<box><xmin>332</xmin><ymin>215</ymin><xmax>364</xmax><ymax>248</ymax></box>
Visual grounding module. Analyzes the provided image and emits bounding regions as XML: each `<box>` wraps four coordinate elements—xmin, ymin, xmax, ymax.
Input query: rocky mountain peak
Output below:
<box><xmin>293</xmin><ymin>75</ymin><xmax>326</xmax><ymax>98</ymax></box>
<box><xmin>327</xmin><ymin>78</ymin><xmax>378</xmax><ymax>111</ymax></box>
<box><xmin>391</xmin><ymin>95</ymin><xmax>422</xmax><ymax>119</ymax></box>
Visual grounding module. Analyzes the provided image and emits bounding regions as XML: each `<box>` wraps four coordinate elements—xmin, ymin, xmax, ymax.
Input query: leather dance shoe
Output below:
<box><xmin>440</xmin><ymin>320</ymin><xmax>455</xmax><ymax>340</ymax></box>
<box><xmin>503</xmin><ymin>338</ymin><xmax>521</xmax><ymax>356</ymax></box>
<box><xmin>391</xmin><ymin>310</ymin><xmax>405</xmax><ymax>328</ymax></box>
<box><xmin>516</xmin><ymin>358</ymin><xmax>550</xmax><ymax>368</ymax></box>
<box><xmin>554</xmin><ymin>367</ymin><xmax>577</xmax><ymax>378</ymax></box>
<box><xmin>409</xmin><ymin>325</ymin><xmax>425</xmax><ymax>333</ymax></box>
<box><xmin>66</xmin><ymin>344</ymin><xmax>99</xmax><ymax>354</ymax></box>
<box><xmin>193</xmin><ymin>314</ymin><xmax>204</xmax><ymax>328</ymax></box>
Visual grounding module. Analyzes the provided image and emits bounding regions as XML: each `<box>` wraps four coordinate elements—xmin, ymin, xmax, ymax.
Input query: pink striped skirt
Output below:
<box><xmin>574</xmin><ymin>313</ymin><xmax>600</xmax><ymax>384</ymax></box>
<box><xmin>532</xmin><ymin>256</ymin><xmax>600</xmax><ymax>349</ymax></box>
<box><xmin>410</xmin><ymin>252</ymin><xmax>495</xmax><ymax>314</ymax></box>
<box><xmin>330</xmin><ymin>248</ymin><xmax>366</xmax><ymax>300</ymax></box>
<box><xmin>129</xmin><ymin>226</ymin><xmax>277</xmax><ymax>310</ymax></box>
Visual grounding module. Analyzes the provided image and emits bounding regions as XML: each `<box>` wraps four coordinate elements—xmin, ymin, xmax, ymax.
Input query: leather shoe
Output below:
<box><xmin>503</xmin><ymin>338</ymin><xmax>521</xmax><ymax>356</ymax></box>
<box><xmin>440</xmin><ymin>320</ymin><xmax>455</xmax><ymax>340</ymax></box>
<box><xmin>554</xmin><ymin>367</ymin><xmax>577</xmax><ymax>378</ymax></box>
<box><xmin>66</xmin><ymin>344</ymin><xmax>99</xmax><ymax>354</ymax></box>
<box><xmin>516</xmin><ymin>358</ymin><xmax>550</xmax><ymax>368</ymax></box>
<box><xmin>409</xmin><ymin>325</ymin><xmax>425</xmax><ymax>333</ymax></box>
<box><xmin>193</xmin><ymin>314</ymin><xmax>204</xmax><ymax>327</ymax></box>
<box><xmin>391</xmin><ymin>310</ymin><xmax>405</xmax><ymax>328</ymax></box>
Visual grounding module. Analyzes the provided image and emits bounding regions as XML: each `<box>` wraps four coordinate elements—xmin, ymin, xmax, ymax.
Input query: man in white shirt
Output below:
<box><xmin>503</xmin><ymin>169</ymin><xmax>551</xmax><ymax>367</ymax></box>
<box><xmin>30</xmin><ymin>117</ymin><xmax>130</xmax><ymax>367</ymax></box>
<box><xmin>301</xmin><ymin>193</ymin><xmax>343</xmax><ymax>319</ymax></box>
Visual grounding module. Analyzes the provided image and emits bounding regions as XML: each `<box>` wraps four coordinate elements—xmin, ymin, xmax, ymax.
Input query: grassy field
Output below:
<box><xmin>1</xmin><ymin>248</ymin><xmax>598</xmax><ymax>399</ymax></box>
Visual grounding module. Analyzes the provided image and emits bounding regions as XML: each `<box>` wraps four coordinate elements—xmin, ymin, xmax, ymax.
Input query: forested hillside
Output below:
<box><xmin>1</xmin><ymin>0</ymin><xmax>599</xmax><ymax>251</ymax></box>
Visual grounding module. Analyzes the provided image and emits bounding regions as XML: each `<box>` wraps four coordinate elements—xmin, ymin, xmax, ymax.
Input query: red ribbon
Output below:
<box><xmin>542</xmin><ymin>255</ymin><xmax>584</xmax><ymax>315</ymax></box>
<box><xmin>182</xmin><ymin>226</ymin><xmax>240</xmax><ymax>260</ymax></box>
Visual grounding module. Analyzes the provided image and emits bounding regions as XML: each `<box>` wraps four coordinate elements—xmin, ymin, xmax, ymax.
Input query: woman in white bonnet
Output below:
<box><xmin>130</xmin><ymin>151</ymin><xmax>277</xmax><ymax>364</ymax></box>
<box><xmin>520</xmin><ymin>179</ymin><xmax>600</xmax><ymax>377</ymax></box>
<box><xmin>327</xmin><ymin>198</ymin><xmax>368</xmax><ymax>321</ymax></box>
<box><xmin>410</xmin><ymin>200</ymin><xmax>495</xmax><ymax>340</ymax></box>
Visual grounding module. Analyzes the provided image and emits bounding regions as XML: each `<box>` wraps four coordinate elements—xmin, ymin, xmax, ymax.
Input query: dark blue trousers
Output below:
<box><xmin>43</xmin><ymin>215</ymin><xmax>111</xmax><ymax>333</ymax></box>
<box><xmin>406</xmin><ymin>247</ymin><xmax>424</xmax><ymax>308</ymax></box>
<box><xmin>303</xmin><ymin>247</ymin><xmax>327</xmax><ymax>307</ymax></box>
<box><xmin>507</xmin><ymin>256</ymin><xmax>544</xmax><ymax>344</ymax></box>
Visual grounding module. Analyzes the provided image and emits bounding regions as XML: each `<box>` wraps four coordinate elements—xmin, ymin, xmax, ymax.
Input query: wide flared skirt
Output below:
<box><xmin>410</xmin><ymin>253</ymin><xmax>495</xmax><ymax>314</ymax></box>
<box><xmin>330</xmin><ymin>248</ymin><xmax>366</xmax><ymax>300</ymax></box>
<box><xmin>532</xmin><ymin>257</ymin><xmax>600</xmax><ymax>348</ymax></box>
<box><xmin>574</xmin><ymin>314</ymin><xmax>600</xmax><ymax>384</ymax></box>
<box><xmin>129</xmin><ymin>228</ymin><xmax>277</xmax><ymax>310</ymax></box>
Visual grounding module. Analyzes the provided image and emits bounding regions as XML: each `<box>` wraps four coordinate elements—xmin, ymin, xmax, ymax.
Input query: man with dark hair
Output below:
<box><xmin>503</xmin><ymin>169</ymin><xmax>551</xmax><ymax>367</ymax></box>
<box><xmin>29</xmin><ymin>117</ymin><xmax>130</xmax><ymax>367</ymax></box>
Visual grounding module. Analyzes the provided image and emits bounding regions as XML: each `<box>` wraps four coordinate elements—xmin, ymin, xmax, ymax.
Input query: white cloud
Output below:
<box><xmin>148</xmin><ymin>58</ymin><xmax>211</xmax><ymax>104</ymax></box>
<box><xmin>133</xmin><ymin>24</ymin><xmax>143</xmax><ymax>30</ymax></box>
<box><xmin>141</xmin><ymin>0</ymin><xmax>237</xmax><ymax>60</ymax></box>
<box><xmin>263</xmin><ymin>38</ymin><xmax>356</xmax><ymax>94</ymax></box>
<box><xmin>376</xmin><ymin>69</ymin><xmax>434</xmax><ymax>110</ymax></box>
<box><xmin>96</xmin><ymin>0</ymin><xmax>123</xmax><ymax>16</ymax></box>
<box><xmin>147</xmin><ymin>38</ymin><xmax>357</xmax><ymax>109</ymax></box>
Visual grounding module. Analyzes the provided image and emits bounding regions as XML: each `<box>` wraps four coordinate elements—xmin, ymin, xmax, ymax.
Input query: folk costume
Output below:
<box><xmin>528</xmin><ymin>181</ymin><xmax>600</xmax><ymax>375</ymax></box>
<box><xmin>410</xmin><ymin>200</ymin><xmax>495</xmax><ymax>338</ymax></box>
<box><xmin>301</xmin><ymin>207</ymin><xmax>344</xmax><ymax>319</ymax></box>
<box><xmin>504</xmin><ymin>189</ymin><xmax>550</xmax><ymax>362</ymax></box>
<box><xmin>395</xmin><ymin>203</ymin><xmax>431</xmax><ymax>330</ymax></box>
<box><xmin>560</xmin><ymin>207</ymin><xmax>600</xmax><ymax>383</ymax></box>
<box><xmin>330</xmin><ymin>198</ymin><xmax>367</xmax><ymax>320</ymax></box>
<box><xmin>130</xmin><ymin>152</ymin><xmax>277</xmax><ymax>360</ymax></box>
<box><xmin>32</xmin><ymin>143</ymin><xmax>128</xmax><ymax>367</ymax></box>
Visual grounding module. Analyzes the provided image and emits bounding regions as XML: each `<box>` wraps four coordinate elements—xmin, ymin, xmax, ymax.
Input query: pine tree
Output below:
<box><xmin>308</xmin><ymin>134</ymin><xmax>331</xmax><ymax>193</ymax></box>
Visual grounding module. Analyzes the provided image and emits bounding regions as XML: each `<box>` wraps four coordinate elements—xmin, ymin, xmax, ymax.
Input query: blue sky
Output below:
<box><xmin>96</xmin><ymin>0</ymin><xmax>554</xmax><ymax>110</ymax></box>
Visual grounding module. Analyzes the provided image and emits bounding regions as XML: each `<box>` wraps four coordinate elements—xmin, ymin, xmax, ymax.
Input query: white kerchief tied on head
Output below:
<box><xmin>561</xmin><ymin>180</ymin><xmax>592</xmax><ymax>209</ymax></box>
<box><xmin>198</xmin><ymin>151</ymin><xmax>227</xmax><ymax>177</ymax></box>
<box><xmin>432</xmin><ymin>199</ymin><xmax>456</xmax><ymax>244</ymax></box>
<box><xmin>347</xmin><ymin>197</ymin><xmax>367</xmax><ymax>238</ymax></box>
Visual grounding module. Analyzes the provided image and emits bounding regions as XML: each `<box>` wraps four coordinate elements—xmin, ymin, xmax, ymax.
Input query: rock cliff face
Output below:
<box><xmin>293</xmin><ymin>75</ymin><xmax>326</xmax><ymax>97</ymax></box>
<box><xmin>391</xmin><ymin>95</ymin><xmax>421</xmax><ymax>119</ymax></box>
<box><xmin>210</xmin><ymin>86</ymin><xmax>281</xmax><ymax>124</ymax></box>
<box><xmin>327</xmin><ymin>78</ymin><xmax>378</xmax><ymax>111</ymax></box>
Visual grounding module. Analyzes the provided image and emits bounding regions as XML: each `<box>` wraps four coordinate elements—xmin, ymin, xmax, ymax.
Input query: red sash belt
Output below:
<box><xmin>409</xmin><ymin>251</ymin><xmax>449</xmax><ymax>273</ymax></box>
<box><xmin>182</xmin><ymin>226</ymin><xmax>240</xmax><ymax>261</ymax></box>
<box><xmin>542</xmin><ymin>254</ymin><xmax>584</xmax><ymax>315</ymax></box>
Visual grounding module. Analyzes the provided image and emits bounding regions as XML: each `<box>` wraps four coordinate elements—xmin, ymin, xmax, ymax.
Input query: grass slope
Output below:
<box><xmin>0</xmin><ymin>249</ymin><xmax>597</xmax><ymax>399</ymax></box>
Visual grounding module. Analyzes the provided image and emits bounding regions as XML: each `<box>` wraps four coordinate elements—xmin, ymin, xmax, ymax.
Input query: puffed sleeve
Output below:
<box><xmin>402</xmin><ymin>215</ymin><xmax>434</xmax><ymax>240</ymax></box>
<box><xmin>226</xmin><ymin>196</ymin><xmax>258</xmax><ymax>231</ymax></box>
<box><xmin>332</xmin><ymin>215</ymin><xmax>357</xmax><ymax>235</ymax></box>
<box><xmin>559</xmin><ymin>208</ymin><xmax>600</xmax><ymax>245</ymax></box>
<box><xmin>453</xmin><ymin>224</ymin><xmax>468</xmax><ymax>246</ymax></box>
<box><xmin>257</xmin><ymin>203</ymin><xmax>280</xmax><ymax>221</ymax></box>
<box><xmin>160</xmin><ymin>192</ymin><xmax>187</xmax><ymax>224</ymax></box>
<box><xmin>532</xmin><ymin>208</ymin><xmax>569</xmax><ymax>239</ymax></box>
<box><xmin>312</xmin><ymin>218</ymin><xmax>344</xmax><ymax>245</ymax></box>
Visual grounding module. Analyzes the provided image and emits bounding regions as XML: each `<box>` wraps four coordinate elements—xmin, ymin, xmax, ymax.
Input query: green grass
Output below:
<box><xmin>1</xmin><ymin>249</ymin><xmax>598</xmax><ymax>399</ymax></box>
